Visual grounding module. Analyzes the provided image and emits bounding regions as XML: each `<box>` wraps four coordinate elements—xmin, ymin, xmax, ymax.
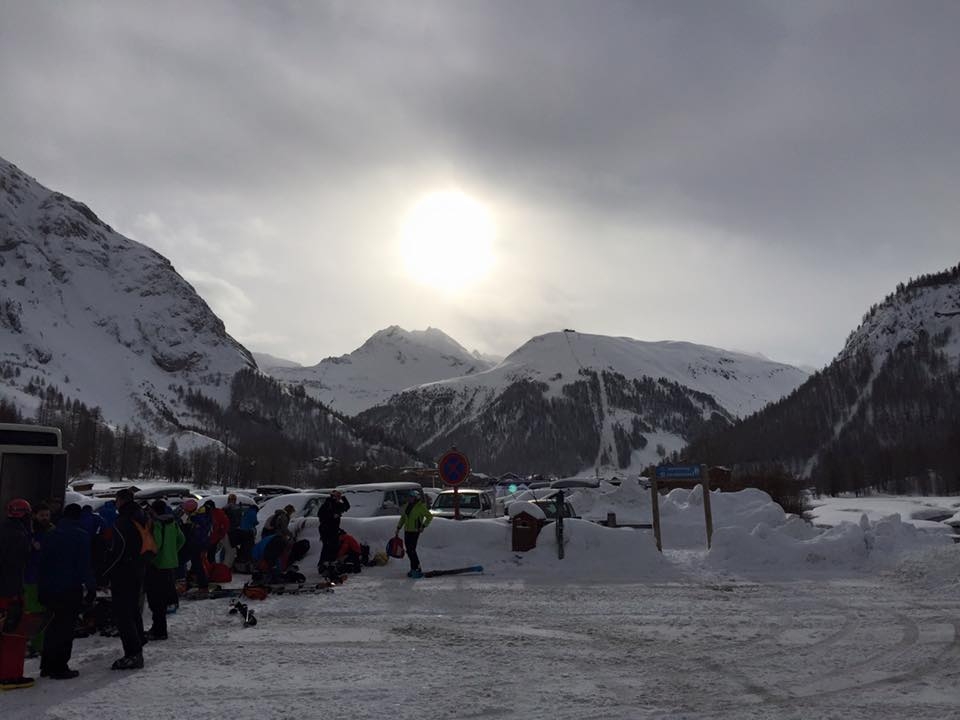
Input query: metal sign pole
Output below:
<box><xmin>651</xmin><ymin>477</ymin><xmax>662</xmax><ymax>552</ymax></box>
<box><xmin>454</xmin><ymin>485</ymin><xmax>460</xmax><ymax>520</ymax></box>
<box><xmin>556</xmin><ymin>489</ymin><xmax>565</xmax><ymax>559</ymax></box>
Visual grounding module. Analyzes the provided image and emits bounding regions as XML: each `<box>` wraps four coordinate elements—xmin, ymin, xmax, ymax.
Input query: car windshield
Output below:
<box><xmin>433</xmin><ymin>493</ymin><xmax>480</xmax><ymax>509</ymax></box>
<box><xmin>534</xmin><ymin>500</ymin><xmax>560</xmax><ymax>519</ymax></box>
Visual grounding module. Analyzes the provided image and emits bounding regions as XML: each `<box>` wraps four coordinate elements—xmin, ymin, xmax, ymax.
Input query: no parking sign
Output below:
<box><xmin>438</xmin><ymin>449</ymin><xmax>471</xmax><ymax>487</ymax></box>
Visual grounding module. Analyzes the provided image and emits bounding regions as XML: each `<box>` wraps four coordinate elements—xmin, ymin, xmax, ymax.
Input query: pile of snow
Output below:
<box><xmin>288</xmin><ymin>515</ymin><xmax>673</xmax><ymax>582</ymax></box>
<box><xmin>507</xmin><ymin>500</ymin><xmax>546</xmax><ymax>520</ymax></box>
<box><xmin>707</xmin><ymin>512</ymin><xmax>951</xmax><ymax>575</ymax></box>
<box><xmin>278</xmin><ymin>483</ymin><xmax>956</xmax><ymax>581</ymax></box>
<box><xmin>809</xmin><ymin>494</ymin><xmax>960</xmax><ymax>532</ymax></box>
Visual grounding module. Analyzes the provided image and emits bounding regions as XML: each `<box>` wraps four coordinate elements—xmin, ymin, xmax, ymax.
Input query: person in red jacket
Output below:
<box><xmin>0</xmin><ymin>499</ymin><xmax>34</xmax><ymax>691</ymax></box>
<box><xmin>204</xmin><ymin>500</ymin><xmax>230</xmax><ymax>564</ymax></box>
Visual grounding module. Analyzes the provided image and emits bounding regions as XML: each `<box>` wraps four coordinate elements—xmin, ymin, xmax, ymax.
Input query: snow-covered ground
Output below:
<box><xmin>9</xmin><ymin>485</ymin><xmax>960</xmax><ymax>718</ymax></box>
<box><xmin>8</xmin><ymin>538</ymin><xmax>960</xmax><ymax>719</ymax></box>
<box><xmin>809</xmin><ymin>494</ymin><xmax>960</xmax><ymax>531</ymax></box>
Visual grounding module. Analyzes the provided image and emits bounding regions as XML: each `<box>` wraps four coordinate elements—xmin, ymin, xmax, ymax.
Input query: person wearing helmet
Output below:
<box><xmin>0</xmin><ymin>498</ymin><xmax>35</xmax><ymax>690</ymax></box>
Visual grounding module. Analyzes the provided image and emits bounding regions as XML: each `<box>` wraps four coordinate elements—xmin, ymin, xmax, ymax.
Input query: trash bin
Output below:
<box><xmin>511</xmin><ymin>511</ymin><xmax>543</xmax><ymax>552</ymax></box>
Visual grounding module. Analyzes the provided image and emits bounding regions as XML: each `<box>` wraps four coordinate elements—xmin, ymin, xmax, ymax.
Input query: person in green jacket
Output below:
<box><xmin>144</xmin><ymin>501</ymin><xmax>185</xmax><ymax>641</ymax></box>
<box><xmin>395</xmin><ymin>492</ymin><xmax>432</xmax><ymax>578</ymax></box>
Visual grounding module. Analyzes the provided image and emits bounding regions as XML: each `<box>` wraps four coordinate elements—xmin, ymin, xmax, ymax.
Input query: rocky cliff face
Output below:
<box><xmin>0</xmin><ymin>156</ymin><xmax>256</xmax><ymax>436</ymax></box>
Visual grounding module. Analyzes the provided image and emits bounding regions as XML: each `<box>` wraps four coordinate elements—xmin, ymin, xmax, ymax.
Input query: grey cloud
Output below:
<box><xmin>1</xmin><ymin>1</ymin><xmax>958</xmax><ymax>369</ymax></box>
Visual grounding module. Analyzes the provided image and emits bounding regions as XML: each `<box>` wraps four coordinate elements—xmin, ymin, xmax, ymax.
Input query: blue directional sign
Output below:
<box><xmin>655</xmin><ymin>464</ymin><xmax>702</xmax><ymax>479</ymax></box>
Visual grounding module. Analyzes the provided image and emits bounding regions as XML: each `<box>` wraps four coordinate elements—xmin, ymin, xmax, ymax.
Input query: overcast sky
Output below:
<box><xmin>2</xmin><ymin>1</ymin><xmax>958</xmax><ymax>369</ymax></box>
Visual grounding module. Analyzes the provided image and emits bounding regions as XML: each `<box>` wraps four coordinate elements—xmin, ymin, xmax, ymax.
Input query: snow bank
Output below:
<box><xmin>507</xmin><ymin>501</ymin><xmax>546</xmax><ymax>520</ymax></box>
<box><xmin>285</xmin><ymin>486</ymin><xmax>952</xmax><ymax>582</ymax></box>
<box><xmin>707</xmin><ymin>512</ymin><xmax>951</xmax><ymax>575</ymax></box>
<box><xmin>287</xmin><ymin>515</ymin><xmax>674</xmax><ymax>582</ymax></box>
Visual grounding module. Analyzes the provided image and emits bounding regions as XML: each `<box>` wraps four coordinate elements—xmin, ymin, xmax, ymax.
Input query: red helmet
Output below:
<box><xmin>181</xmin><ymin>499</ymin><xmax>198</xmax><ymax>513</ymax></box>
<box><xmin>6</xmin><ymin>498</ymin><xmax>32</xmax><ymax>519</ymax></box>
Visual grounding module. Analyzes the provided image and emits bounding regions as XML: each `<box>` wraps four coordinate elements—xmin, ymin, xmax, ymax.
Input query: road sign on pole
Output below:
<box><xmin>438</xmin><ymin>449</ymin><xmax>471</xmax><ymax>520</ymax></box>
<box><xmin>655</xmin><ymin>465</ymin><xmax>702</xmax><ymax>480</ymax></box>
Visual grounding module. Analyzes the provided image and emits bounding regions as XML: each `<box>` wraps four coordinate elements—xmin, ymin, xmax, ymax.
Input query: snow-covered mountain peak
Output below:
<box><xmin>0</xmin><ymin>156</ymin><xmax>256</xmax><ymax>435</ymax></box>
<box><xmin>488</xmin><ymin>329</ymin><xmax>807</xmax><ymax>419</ymax></box>
<box><xmin>357</xmin><ymin>325</ymin><xmax>474</xmax><ymax>359</ymax></box>
<box><xmin>359</xmin><ymin>330</ymin><xmax>809</xmax><ymax>475</ymax></box>
<box><xmin>264</xmin><ymin>325</ymin><xmax>496</xmax><ymax>415</ymax></box>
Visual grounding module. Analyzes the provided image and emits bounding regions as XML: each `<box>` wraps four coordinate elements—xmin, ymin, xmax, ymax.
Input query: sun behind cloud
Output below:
<box><xmin>400</xmin><ymin>190</ymin><xmax>495</xmax><ymax>292</ymax></box>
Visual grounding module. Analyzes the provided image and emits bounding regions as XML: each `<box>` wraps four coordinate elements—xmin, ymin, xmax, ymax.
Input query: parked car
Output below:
<box><xmin>336</xmin><ymin>482</ymin><xmax>423</xmax><ymax>517</ymax></box>
<box><xmin>254</xmin><ymin>484</ymin><xmax>299</xmax><ymax>505</ymax></box>
<box><xmin>133</xmin><ymin>485</ymin><xmax>198</xmax><ymax>504</ymax></box>
<box><xmin>551</xmin><ymin>478</ymin><xmax>601</xmax><ymax>490</ymax></box>
<box><xmin>257</xmin><ymin>491</ymin><xmax>331</xmax><ymax>536</ymax></box>
<box><xmin>430</xmin><ymin>489</ymin><xmax>499</xmax><ymax>519</ymax></box>
<box><xmin>532</xmin><ymin>497</ymin><xmax>579</xmax><ymax>520</ymax></box>
<box><xmin>202</xmin><ymin>493</ymin><xmax>258</xmax><ymax>509</ymax></box>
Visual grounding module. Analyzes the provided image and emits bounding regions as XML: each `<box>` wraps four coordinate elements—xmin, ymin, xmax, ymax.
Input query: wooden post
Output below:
<box><xmin>650</xmin><ymin>478</ymin><xmax>662</xmax><ymax>552</ymax></box>
<box><xmin>701</xmin><ymin>464</ymin><xmax>713</xmax><ymax>549</ymax></box>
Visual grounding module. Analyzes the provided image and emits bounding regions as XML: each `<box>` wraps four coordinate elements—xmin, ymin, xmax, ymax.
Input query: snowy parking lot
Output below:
<box><xmin>7</xmin><ymin>484</ymin><xmax>960</xmax><ymax>718</ymax></box>
<box><xmin>7</xmin><ymin>543</ymin><xmax>960</xmax><ymax>720</ymax></box>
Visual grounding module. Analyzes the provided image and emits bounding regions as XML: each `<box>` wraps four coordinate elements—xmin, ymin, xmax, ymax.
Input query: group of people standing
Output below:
<box><xmin>0</xmin><ymin>490</ymin><xmax>259</xmax><ymax>690</ymax></box>
<box><xmin>0</xmin><ymin>486</ymin><xmax>437</xmax><ymax>691</ymax></box>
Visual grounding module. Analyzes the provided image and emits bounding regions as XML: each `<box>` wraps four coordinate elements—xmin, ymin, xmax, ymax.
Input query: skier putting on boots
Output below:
<box><xmin>396</xmin><ymin>492</ymin><xmax>432</xmax><ymax>579</ymax></box>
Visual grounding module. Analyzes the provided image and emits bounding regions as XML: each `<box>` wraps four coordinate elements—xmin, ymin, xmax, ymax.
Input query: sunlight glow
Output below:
<box><xmin>400</xmin><ymin>190</ymin><xmax>495</xmax><ymax>291</ymax></box>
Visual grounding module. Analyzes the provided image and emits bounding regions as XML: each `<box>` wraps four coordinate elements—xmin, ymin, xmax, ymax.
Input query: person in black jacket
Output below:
<box><xmin>38</xmin><ymin>503</ymin><xmax>95</xmax><ymax>680</ymax></box>
<box><xmin>0</xmin><ymin>498</ymin><xmax>34</xmax><ymax>691</ymax></box>
<box><xmin>317</xmin><ymin>491</ymin><xmax>350</xmax><ymax>574</ymax></box>
<box><xmin>104</xmin><ymin>489</ymin><xmax>145</xmax><ymax>670</ymax></box>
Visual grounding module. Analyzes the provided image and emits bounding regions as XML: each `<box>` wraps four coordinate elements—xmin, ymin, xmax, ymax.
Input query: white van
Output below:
<box><xmin>430</xmin><ymin>489</ymin><xmax>499</xmax><ymax>519</ymax></box>
<box><xmin>336</xmin><ymin>482</ymin><xmax>423</xmax><ymax>517</ymax></box>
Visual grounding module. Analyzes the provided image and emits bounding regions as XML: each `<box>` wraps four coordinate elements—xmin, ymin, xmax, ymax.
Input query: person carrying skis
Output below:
<box><xmin>103</xmin><ymin>489</ymin><xmax>146</xmax><ymax>670</ymax></box>
<box><xmin>37</xmin><ymin>503</ymin><xmax>95</xmax><ymax>680</ymax></box>
<box><xmin>145</xmin><ymin>500</ymin><xmax>185</xmax><ymax>641</ymax></box>
<box><xmin>395</xmin><ymin>492</ymin><xmax>432</xmax><ymax>578</ymax></box>
<box><xmin>0</xmin><ymin>499</ymin><xmax>34</xmax><ymax>691</ymax></box>
<box><xmin>317</xmin><ymin>491</ymin><xmax>350</xmax><ymax>575</ymax></box>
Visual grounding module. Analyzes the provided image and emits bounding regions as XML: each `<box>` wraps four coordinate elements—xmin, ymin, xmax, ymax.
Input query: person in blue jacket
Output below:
<box><xmin>235</xmin><ymin>504</ymin><xmax>259</xmax><ymax>568</ymax></box>
<box><xmin>37</xmin><ymin>504</ymin><xmax>95</xmax><ymax>680</ymax></box>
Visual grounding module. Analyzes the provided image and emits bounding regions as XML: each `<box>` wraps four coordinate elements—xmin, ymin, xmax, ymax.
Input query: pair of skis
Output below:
<box><xmin>419</xmin><ymin>565</ymin><xmax>484</xmax><ymax>578</ymax></box>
